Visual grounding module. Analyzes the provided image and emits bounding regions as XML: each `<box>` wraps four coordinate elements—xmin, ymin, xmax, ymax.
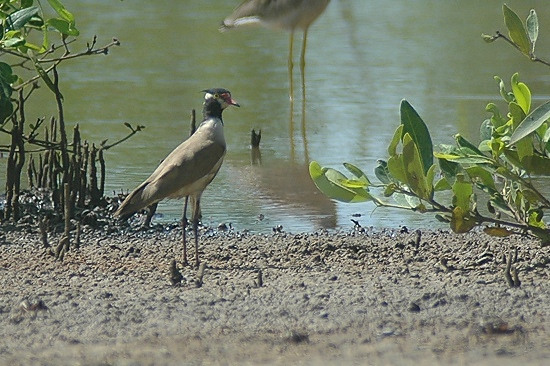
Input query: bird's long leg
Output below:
<box><xmin>288</xmin><ymin>31</ymin><xmax>295</xmax><ymax>102</ymax></box>
<box><xmin>192</xmin><ymin>195</ymin><xmax>202</xmax><ymax>268</ymax></box>
<box><xmin>289</xmin><ymin>31</ymin><xmax>296</xmax><ymax>161</ymax></box>
<box><xmin>300</xmin><ymin>27</ymin><xmax>309</xmax><ymax>110</ymax></box>
<box><xmin>300</xmin><ymin>27</ymin><xmax>309</xmax><ymax>147</ymax></box>
<box><xmin>182</xmin><ymin>197</ymin><xmax>189</xmax><ymax>266</ymax></box>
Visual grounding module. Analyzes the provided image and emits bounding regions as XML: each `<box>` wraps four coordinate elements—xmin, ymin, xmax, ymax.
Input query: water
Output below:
<box><xmin>2</xmin><ymin>0</ymin><xmax>550</xmax><ymax>233</ymax></box>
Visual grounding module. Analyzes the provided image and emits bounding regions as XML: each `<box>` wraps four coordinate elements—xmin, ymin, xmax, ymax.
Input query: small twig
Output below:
<box><xmin>195</xmin><ymin>262</ymin><xmax>206</xmax><ymax>288</ymax></box>
<box><xmin>101</xmin><ymin>123</ymin><xmax>145</xmax><ymax>150</ymax></box>
<box><xmin>55</xmin><ymin>235</ymin><xmax>69</xmax><ymax>261</ymax></box>
<box><xmin>75</xmin><ymin>222</ymin><xmax>81</xmax><ymax>249</ymax></box>
<box><xmin>39</xmin><ymin>217</ymin><xmax>50</xmax><ymax>249</ymax></box>
<box><xmin>504</xmin><ymin>249</ymin><xmax>521</xmax><ymax>287</ymax></box>
<box><xmin>255</xmin><ymin>269</ymin><xmax>263</xmax><ymax>288</ymax></box>
<box><xmin>63</xmin><ymin>183</ymin><xmax>71</xmax><ymax>247</ymax></box>
<box><xmin>12</xmin><ymin>38</ymin><xmax>121</xmax><ymax>91</ymax></box>
<box><xmin>493</xmin><ymin>31</ymin><xmax>550</xmax><ymax>67</ymax></box>
<box><xmin>169</xmin><ymin>260</ymin><xmax>183</xmax><ymax>286</ymax></box>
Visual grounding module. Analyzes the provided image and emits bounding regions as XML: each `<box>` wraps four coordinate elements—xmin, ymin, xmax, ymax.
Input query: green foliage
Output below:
<box><xmin>311</xmin><ymin>5</ymin><xmax>550</xmax><ymax>245</ymax></box>
<box><xmin>483</xmin><ymin>5</ymin><xmax>550</xmax><ymax>68</ymax></box>
<box><xmin>1</xmin><ymin>1</ymin><xmax>126</xmax><ymax>222</ymax></box>
<box><xmin>0</xmin><ymin>61</ymin><xmax>16</xmax><ymax>122</ymax></box>
<box><xmin>0</xmin><ymin>0</ymin><xmax>82</xmax><ymax>123</ymax></box>
<box><xmin>310</xmin><ymin>73</ymin><xmax>550</xmax><ymax>246</ymax></box>
<box><xmin>309</xmin><ymin>161</ymin><xmax>373</xmax><ymax>203</ymax></box>
<box><xmin>502</xmin><ymin>4</ymin><xmax>531</xmax><ymax>56</ymax></box>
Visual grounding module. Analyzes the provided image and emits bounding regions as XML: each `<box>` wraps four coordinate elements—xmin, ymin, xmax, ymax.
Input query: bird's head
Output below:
<box><xmin>202</xmin><ymin>88</ymin><xmax>240</xmax><ymax>110</ymax></box>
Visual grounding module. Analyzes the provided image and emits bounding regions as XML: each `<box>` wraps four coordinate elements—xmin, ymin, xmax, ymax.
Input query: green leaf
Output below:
<box><xmin>480</xmin><ymin>119</ymin><xmax>493</xmax><ymax>141</ymax></box>
<box><xmin>4</xmin><ymin>6</ymin><xmax>39</xmax><ymax>31</ymax></box>
<box><xmin>526</xmin><ymin>9</ymin><xmax>538</xmax><ymax>52</ymax></box>
<box><xmin>46</xmin><ymin>18</ymin><xmax>80</xmax><ymax>36</ymax></box>
<box><xmin>425</xmin><ymin>164</ymin><xmax>436</xmax><ymax>199</ymax></box>
<box><xmin>486</xmin><ymin>102</ymin><xmax>506</xmax><ymax>128</ymax></box>
<box><xmin>529</xmin><ymin>227</ymin><xmax>550</xmax><ymax>246</ymax></box>
<box><xmin>452</xmin><ymin>175</ymin><xmax>473</xmax><ymax>212</ymax></box>
<box><xmin>343</xmin><ymin>162</ymin><xmax>371</xmax><ymax>185</ymax></box>
<box><xmin>436</xmin><ymin>145</ymin><xmax>461</xmax><ymax>183</ymax></box>
<box><xmin>1</xmin><ymin>33</ymin><xmax>26</xmax><ymax>48</ymax></box>
<box><xmin>503</xmin><ymin>4</ymin><xmax>531</xmax><ymax>56</ymax></box>
<box><xmin>465</xmin><ymin>166</ymin><xmax>496</xmax><ymax>191</ymax></box>
<box><xmin>489</xmin><ymin>138</ymin><xmax>506</xmax><ymax>158</ymax></box>
<box><xmin>387</xmin><ymin>154</ymin><xmax>407</xmax><ymax>184</ymax></box>
<box><xmin>494</xmin><ymin>76</ymin><xmax>513</xmax><ymax>103</ymax></box>
<box><xmin>402</xmin><ymin>133</ymin><xmax>430</xmax><ymax>200</ymax></box>
<box><xmin>511</xmin><ymin>73</ymin><xmax>531</xmax><ymax>114</ymax></box>
<box><xmin>450</xmin><ymin>206</ymin><xmax>476</xmax><ymax>233</ymax></box>
<box><xmin>400</xmin><ymin>100</ymin><xmax>433</xmax><ymax>174</ymax></box>
<box><xmin>47</xmin><ymin>0</ymin><xmax>75</xmax><ymax>23</ymax></box>
<box><xmin>383</xmin><ymin>183</ymin><xmax>397</xmax><ymax>197</ymax></box>
<box><xmin>434</xmin><ymin>177</ymin><xmax>452</xmax><ymax>191</ymax></box>
<box><xmin>388</xmin><ymin>124</ymin><xmax>403</xmax><ymax>157</ymax></box>
<box><xmin>509</xmin><ymin>100</ymin><xmax>550</xmax><ymax>145</ymax></box>
<box><xmin>484</xmin><ymin>227</ymin><xmax>515</xmax><ymax>237</ymax></box>
<box><xmin>435</xmin><ymin>153</ymin><xmax>461</xmax><ymax>161</ymax></box>
<box><xmin>509</xmin><ymin>102</ymin><xmax>533</xmax><ymax>161</ymax></box>
<box><xmin>521</xmin><ymin>155</ymin><xmax>550</xmax><ymax>176</ymax></box>
<box><xmin>455</xmin><ymin>134</ymin><xmax>486</xmax><ymax>157</ymax></box>
<box><xmin>434</xmin><ymin>153</ymin><xmax>492</xmax><ymax>164</ymax></box>
<box><xmin>0</xmin><ymin>62</ymin><xmax>16</xmax><ymax>123</ymax></box>
<box><xmin>374</xmin><ymin>160</ymin><xmax>391</xmax><ymax>184</ymax></box>
<box><xmin>309</xmin><ymin>161</ymin><xmax>371</xmax><ymax>203</ymax></box>
<box><xmin>339</xmin><ymin>179</ymin><xmax>368</xmax><ymax>189</ymax></box>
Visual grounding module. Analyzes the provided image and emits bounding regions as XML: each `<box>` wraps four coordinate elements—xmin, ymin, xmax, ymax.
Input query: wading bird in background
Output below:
<box><xmin>220</xmin><ymin>0</ymin><xmax>330</xmax><ymax>103</ymax></box>
<box><xmin>115</xmin><ymin>89</ymin><xmax>240</xmax><ymax>267</ymax></box>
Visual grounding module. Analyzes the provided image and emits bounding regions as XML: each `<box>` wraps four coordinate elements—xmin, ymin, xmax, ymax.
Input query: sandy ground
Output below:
<box><xmin>0</xmin><ymin>224</ymin><xmax>549</xmax><ymax>365</ymax></box>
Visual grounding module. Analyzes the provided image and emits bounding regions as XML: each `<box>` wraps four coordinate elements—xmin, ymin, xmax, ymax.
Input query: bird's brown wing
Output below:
<box><xmin>115</xmin><ymin>136</ymin><xmax>226</xmax><ymax>218</ymax></box>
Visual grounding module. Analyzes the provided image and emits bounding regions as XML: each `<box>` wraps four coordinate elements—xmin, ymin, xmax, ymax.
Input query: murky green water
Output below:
<box><xmin>2</xmin><ymin>0</ymin><xmax>550</xmax><ymax>232</ymax></box>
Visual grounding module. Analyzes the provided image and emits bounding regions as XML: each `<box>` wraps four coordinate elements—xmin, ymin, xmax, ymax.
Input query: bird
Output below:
<box><xmin>220</xmin><ymin>0</ymin><xmax>330</xmax><ymax>102</ymax></box>
<box><xmin>115</xmin><ymin>88</ymin><xmax>240</xmax><ymax>267</ymax></box>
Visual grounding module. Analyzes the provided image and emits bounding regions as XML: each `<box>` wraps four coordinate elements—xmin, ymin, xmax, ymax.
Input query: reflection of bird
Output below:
<box><xmin>221</xmin><ymin>0</ymin><xmax>330</xmax><ymax>102</ymax></box>
<box><xmin>115</xmin><ymin>89</ymin><xmax>240</xmax><ymax>267</ymax></box>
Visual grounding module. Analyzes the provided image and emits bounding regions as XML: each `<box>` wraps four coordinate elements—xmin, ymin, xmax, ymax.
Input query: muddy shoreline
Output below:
<box><xmin>1</xmin><ymin>225</ymin><xmax>549</xmax><ymax>365</ymax></box>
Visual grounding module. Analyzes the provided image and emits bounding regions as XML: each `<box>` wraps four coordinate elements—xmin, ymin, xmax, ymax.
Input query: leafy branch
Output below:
<box><xmin>310</xmin><ymin>5</ymin><xmax>550</xmax><ymax>247</ymax></box>
<box><xmin>310</xmin><ymin>76</ymin><xmax>550</xmax><ymax>245</ymax></box>
<box><xmin>483</xmin><ymin>5</ymin><xmax>550</xmax><ymax>67</ymax></box>
<box><xmin>8</xmin><ymin>36</ymin><xmax>121</xmax><ymax>91</ymax></box>
<box><xmin>0</xmin><ymin>1</ymin><xmax>139</xmax><ymax>227</ymax></box>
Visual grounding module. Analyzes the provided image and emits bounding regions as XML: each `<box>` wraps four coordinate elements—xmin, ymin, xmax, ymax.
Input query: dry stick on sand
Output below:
<box><xmin>55</xmin><ymin>183</ymin><xmax>72</xmax><ymax>260</ymax></box>
<box><xmin>195</xmin><ymin>262</ymin><xmax>206</xmax><ymax>288</ymax></box>
<box><xmin>504</xmin><ymin>249</ymin><xmax>521</xmax><ymax>287</ymax></box>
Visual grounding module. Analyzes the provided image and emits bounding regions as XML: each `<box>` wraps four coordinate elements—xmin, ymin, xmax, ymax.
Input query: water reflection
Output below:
<box><xmin>228</xmin><ymin>159</ymin><xmax>338</xmax><ymax>230</ymax></box>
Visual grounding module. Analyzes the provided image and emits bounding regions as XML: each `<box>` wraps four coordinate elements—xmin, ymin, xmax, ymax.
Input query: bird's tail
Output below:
<box><xmin>218</xmin><ymin>22</ymin><xmax>233</xmax><ymax>33</ymax></box>
<box><xmin>114</xmin><ymin>183</ymin><xmax>154</xmax><ymax>220</ymax></box>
